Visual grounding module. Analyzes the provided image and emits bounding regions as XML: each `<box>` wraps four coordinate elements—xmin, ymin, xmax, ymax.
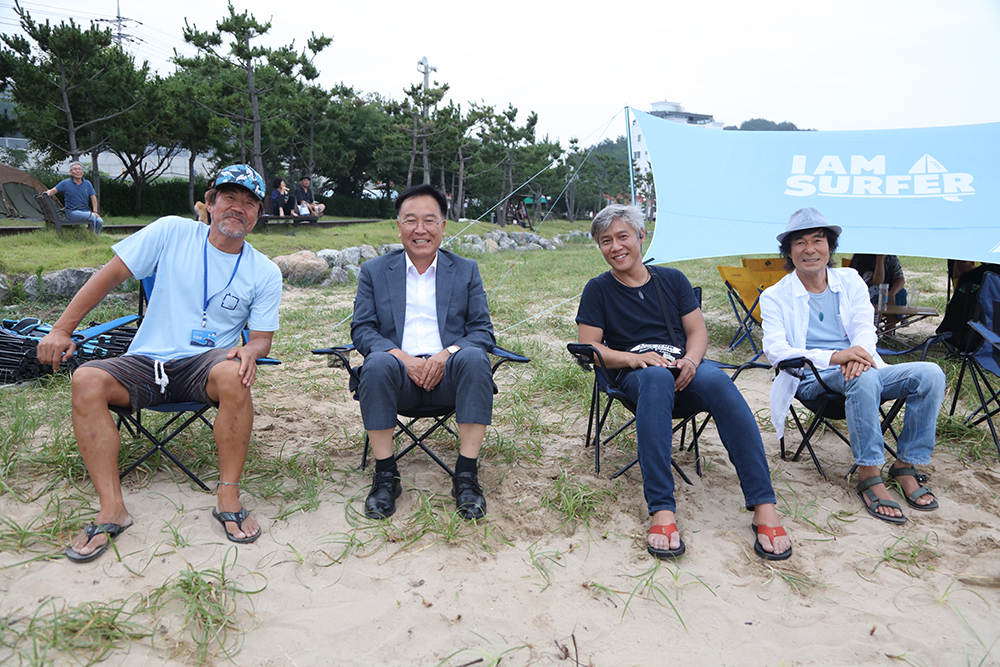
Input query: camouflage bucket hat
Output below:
<box><xmin>214</xmin><ymin>164</ymin><xmax>266</xmax><ymax>201</ymax></box>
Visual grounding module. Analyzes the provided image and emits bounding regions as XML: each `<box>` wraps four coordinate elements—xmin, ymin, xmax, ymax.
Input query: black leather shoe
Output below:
<box><xmin>452</xmin><ymin>471</ymin><xmax>487</xmax><ymax>520</ymax></box>
<box><xmin>364</xmin><ymin>470</ymin><xmax>402</xmax><ymax>519</ymax></box>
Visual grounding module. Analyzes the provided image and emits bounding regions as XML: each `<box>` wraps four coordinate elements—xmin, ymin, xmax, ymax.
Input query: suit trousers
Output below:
<box><xmin>356</xmin><ymin>348</ymin><xmax>494</xmax><ymax>431</ymax></box>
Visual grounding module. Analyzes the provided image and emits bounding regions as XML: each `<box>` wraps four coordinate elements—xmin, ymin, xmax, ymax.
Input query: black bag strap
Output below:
<box><xmin>648</xmin><ymin>269</ymin><xmax>682</xmax><ymax>349</ymax></box>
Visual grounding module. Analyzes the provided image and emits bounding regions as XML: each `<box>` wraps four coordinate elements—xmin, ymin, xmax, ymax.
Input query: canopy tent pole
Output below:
<box><xmin>625</xmin><ymin>106</ymin><xmax>636</xmax><ymax>207</ymax></box>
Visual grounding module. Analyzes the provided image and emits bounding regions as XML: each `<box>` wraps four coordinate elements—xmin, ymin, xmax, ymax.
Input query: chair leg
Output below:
<box><xmin>966</xmin><ymin>359</ymin><xmax>1000</xmax><ymax>459</ymax></box>
<box><xmin>117</xmin><ymin>410</ymin><xmax>212</xmax><ymax>492</ymax></box>
<box><xmin>950</xmin><ymin>355</ymin><xmax>971</xmax><ymax>416</ymax></box>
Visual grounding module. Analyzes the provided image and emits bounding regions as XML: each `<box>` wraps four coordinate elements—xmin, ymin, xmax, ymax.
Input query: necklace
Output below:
<box><xmin>612</xmin><ymin>269</ymin><xmax>651</xmax><ymax>299</ymax></box>
<box><xmin>808</xmin><ymin>288</ymin><xmax>829</xmax><ymax>321</ymax></box>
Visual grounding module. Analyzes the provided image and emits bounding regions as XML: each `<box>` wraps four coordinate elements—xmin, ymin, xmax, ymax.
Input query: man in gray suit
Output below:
<box><xmin>351</xmin><ymin>184</ymin><xmax>496</xmax><ymax>520</ymax></box>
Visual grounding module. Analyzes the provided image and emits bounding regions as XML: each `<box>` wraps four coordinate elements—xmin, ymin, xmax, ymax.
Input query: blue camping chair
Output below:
<box><xmin>312</xmin><ymin>343</ymin><xmax>529</xmax><ymax>476</ymax></box>
<box><xmin>114</xmin><ymin>276</ymin><xmax>279</xmax><ymax>491</ymax></box>
<box><xmin>948</xmin><ymin>271</ymin><xmax>1000</xmax><ymax>459</ymax></box>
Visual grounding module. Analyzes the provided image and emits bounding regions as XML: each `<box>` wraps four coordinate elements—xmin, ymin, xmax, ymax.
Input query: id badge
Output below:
<box><xmin>190</xmin><ymin>329</ymin><xmax>217</xmax><ymax>347</ymax></box>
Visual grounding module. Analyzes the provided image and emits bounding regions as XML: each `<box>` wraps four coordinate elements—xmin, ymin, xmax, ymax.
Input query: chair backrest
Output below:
<box><xmin>975</xmin><ymin>272</ymin><xmax>1000</xmax><ymax>369</ymax></box>
<box><xmin>717</xmin><ymin>265</ymin><xmax>764</xmax><ymax>322</ymax></box>
<box><xmin>750</xmin><ymin>268</ymin><xmax>788</xmax><ymax>291</ymax></box>
<box><xmin>34</xmin><ymin>192</ymin><xmax>65</xmax><ymax>224</ymax></box>
<box><xmin>742</xmin><ymin>257</ymin><xmax>784</xmax><ymax>272</ymax></box>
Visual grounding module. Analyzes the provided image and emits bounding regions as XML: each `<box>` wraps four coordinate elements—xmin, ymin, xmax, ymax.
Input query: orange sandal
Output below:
<box><xmin>751</xmin><ymin>524</ymin><xmax>792</xmax><ymax>561</ymax></box>
<box><xmin>647</xmin><ymin>523</ymin><xmax>686</xmax><ymax>560</ymax></box>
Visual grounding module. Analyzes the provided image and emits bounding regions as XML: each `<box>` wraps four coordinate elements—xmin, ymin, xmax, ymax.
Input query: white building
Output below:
<box><xmin>630</xmin><ymin>100</ymin><xmax>724</xmax><ymax>177</ymax></box>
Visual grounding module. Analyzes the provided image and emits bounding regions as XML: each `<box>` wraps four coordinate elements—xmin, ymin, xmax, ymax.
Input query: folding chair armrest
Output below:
<box><xmin>777</xmin><ymin>356</ymin><xmax>836</xmax><ymax>394</ymax></box>
<box><xmin>490</xmin><ymin>345</ymin><xmax>530</xmax><ymax>364</ymax></box>
<box><xmin>72</xmin><ymin>315</ymin><xmax>141</xmax><ymax>345</ymax></box>
<box><xmin>256</xmin><ymin>357</ymin><xmax>281</xmax><ymax>366</ymax></box>
<box><xmin>969</xmin><ymin>322</ymin><xmax>1000</xmax><ymax>349</ymax></box>
<box><xmin>567</xmin><ymin>342</ymin><xmax>609</xmax><ymax>373</ymax></box>
<box><xmin>729</xmin><ymin>360</ymin><xmax>772</xmax><ymax>381</ymax></box>
<box><xmin>312</xmin><ymin>344</ymin><xmax>358</xmax><ymax>379</ymax></box>
<box><xmin>877</xmin><ymin>332</ymin><xmax>951</xmax><ymax>362</ymax></box>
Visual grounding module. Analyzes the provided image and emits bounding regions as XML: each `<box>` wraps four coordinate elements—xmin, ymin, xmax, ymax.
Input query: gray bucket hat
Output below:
<box><xmin>777</xmin><ymin>207</ymin><xmax>842</xmax><ymax>244</ymax></box>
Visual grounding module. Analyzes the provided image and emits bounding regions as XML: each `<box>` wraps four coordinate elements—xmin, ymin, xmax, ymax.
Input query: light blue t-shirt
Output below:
<box><xmin>113</xmin><ymin>216</ymin><xmax>282</xmax><ymax>361</ymax></box>
<box><xmin>55</xmin><ymin>178</ymin><xmax>96</xmax><ymax>212</ymax></box>
<box><xmin>805</xmin><ymin>287</ymin><xmax>850</xmax><ymax>351</ymax></box>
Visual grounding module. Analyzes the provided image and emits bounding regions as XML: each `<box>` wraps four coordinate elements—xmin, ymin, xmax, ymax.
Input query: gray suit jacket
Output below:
<box><xmin>351</xmin><ymin>249</ymin><xmax>496</xmax><ymax>357</ymax></box>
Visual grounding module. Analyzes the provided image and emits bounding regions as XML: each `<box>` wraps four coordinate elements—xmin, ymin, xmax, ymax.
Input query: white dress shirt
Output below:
<box><xmin>400</xmin><ymin>251</ymin><xmax>444</xmax><ymax>356</ymax></box>
<box><xmin>760</xmin><ymin>267</ymin><xmax>885</xmax><ymax>441</ymax></box>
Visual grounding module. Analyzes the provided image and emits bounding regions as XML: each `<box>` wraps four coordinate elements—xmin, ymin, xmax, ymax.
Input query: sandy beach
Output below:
<box><xmin>2</xmin><ymin>277</ymin><xmax>998</xmax><ymax>666</ymax></box>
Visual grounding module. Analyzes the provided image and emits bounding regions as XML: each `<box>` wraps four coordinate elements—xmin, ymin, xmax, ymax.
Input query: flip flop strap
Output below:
<box><xmin>907</xmin><ymin>485</ymin><xmax>934</xmax><ymax>503</ymax></box>
<box><xmin>83</xmin><ymin>522</ymin><xmax>125</xmax><ymax>539</ymax></box>
<box><xmin>857</xmin><ymin>475</ymin><xmax>885</xmax><ymax>494</ymax></box>
<box><xmin>649</xmin><ymin>523</ymin><xmax>678</xmax><ymax>538</ymax></box>
<box><xmin>215</xmin><ymin>507</ymin><xmax>249</xmax><ymax>529</ymax></box>
<box><xmin>890</xmin><ymin>465</ymin><xmax>919</xmax><ymax>479</ymax></box>
<box><xmin>755</xmin><ymin>525</ymin><xmax>787</xmax><ymax>540</ymax></box>
<box><xmin>862</xmin><ymin>488</ymin><xmax>901</xmax><ymax>513</ymax></box>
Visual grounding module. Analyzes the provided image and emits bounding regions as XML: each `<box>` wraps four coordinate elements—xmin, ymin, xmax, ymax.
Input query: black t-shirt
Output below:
<box><xmin>294</xmin><ymin>185</ymin><xmax>314</xmax><ymax>204</ymax></box>
<box><xmin>576</xmin><ymin>266</ymin><xmax>698</xmax><ymax>352</ymax></box>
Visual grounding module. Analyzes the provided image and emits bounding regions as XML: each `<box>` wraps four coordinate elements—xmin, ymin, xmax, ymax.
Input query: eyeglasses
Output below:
<box><xmin>400</xmin><ymin>218</ymin><xmax>442</xmax><ymax>230</ymax></box>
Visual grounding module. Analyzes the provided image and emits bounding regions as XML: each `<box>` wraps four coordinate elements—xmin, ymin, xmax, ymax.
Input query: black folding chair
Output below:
<box><xmin>776</xmin><ymin>357</ymin><xmax>906</xmax><ymax>479</ymax></box>
<box><xmin>948</xmin><ymin>271</ymin><xmax>1000</xmax><ymax>459</ymax></box>
<box><xmin>566</xmin><ymin>342</ymin><xmax>765</xmax><ymax>481</ymax></box>
<box><xmin>312</xmin><ymin>343</ymin><xmax>530</xmax><ymax>476</ymax></box>
<box><xmin>114</xmin><ymin>276</ymin><xmax>280</xmax><ymax>491</ymax></box>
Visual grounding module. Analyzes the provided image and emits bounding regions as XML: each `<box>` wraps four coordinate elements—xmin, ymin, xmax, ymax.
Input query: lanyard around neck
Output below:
<box><xmin>202</xmin><ymin>233</ymin><xmax>244</xmax><ymax>327</ymax></box>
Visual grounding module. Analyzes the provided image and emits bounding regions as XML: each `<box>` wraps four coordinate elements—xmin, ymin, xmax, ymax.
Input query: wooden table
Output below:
<box><xmin>875</xmin><ymin>304</ymin><xmax>939</xmax><ymax>338</ymax></box>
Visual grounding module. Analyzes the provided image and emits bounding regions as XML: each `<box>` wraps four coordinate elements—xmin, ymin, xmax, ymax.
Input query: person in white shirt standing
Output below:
<box><xmin>760</xmin><ymin>208</ymin><xmax>945</xmax><ymax>526</ymax></box>
<box><xmin>351</xmin><ymin>184</ymin><xmax>496</xmax><ymax>520</ymax></box>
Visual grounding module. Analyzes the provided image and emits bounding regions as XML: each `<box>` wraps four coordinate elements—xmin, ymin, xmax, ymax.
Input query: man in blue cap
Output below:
<box><xmin>38</xmin><ymin>164</ymin><xmax>283</xmax><ymax>561</ymax></box>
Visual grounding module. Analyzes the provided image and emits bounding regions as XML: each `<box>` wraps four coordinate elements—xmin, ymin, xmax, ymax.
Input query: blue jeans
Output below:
<box><xmin>617</xmin><ymin>361</ymin><xmax>776</xmax><ymax>515</ymax></box>
<box><xmin>66</xmin><ymin>209</ymin><xmax>103</xmax><ymax>235</ymax></box>
<box><xmin>796</xmin><ymin>362</ymin><xmax>945</xmax><ymax>466</ymax></box>
<box><xmin>356</xmin><ymin>348</ymin><xmax>494</xmax><ymax>431</ymax></box>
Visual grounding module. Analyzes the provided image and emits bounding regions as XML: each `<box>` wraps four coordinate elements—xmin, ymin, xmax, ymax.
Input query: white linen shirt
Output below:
<box><xmin>760</xmin><ymin>267</ymin><xmax>885</xmax><ymax>441</ymax></box>
<box><xmin>400</xmin><ymin>251</ymin><xmax>444</xmax><ymax>356</ymax></box>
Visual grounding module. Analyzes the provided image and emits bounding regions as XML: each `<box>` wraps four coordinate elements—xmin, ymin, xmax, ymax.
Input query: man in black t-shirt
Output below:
<box><xmin>576</xmin><ymin>205</ymin><xmax>791</xmax><ymax>562</ymax></box>
<box><xmin>293</xmin><ymin>175</ymin><xmax>325</xmax><ymax>217</ymax></box>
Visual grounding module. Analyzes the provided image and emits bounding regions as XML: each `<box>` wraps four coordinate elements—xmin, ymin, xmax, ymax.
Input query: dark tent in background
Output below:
<box><xmin>0</xmin><ymin>164</ymin><xmax>46</xmax><ymax>220</ymax></box>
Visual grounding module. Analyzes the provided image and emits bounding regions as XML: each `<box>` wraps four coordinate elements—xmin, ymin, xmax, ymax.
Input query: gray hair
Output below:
<box><xmin>591</xmin><ymin>204</ymin><xmax>645</xmax><ymax>240</ymax></box>
<box><xmin>69</xmin><ymin>161</ymin><xmax>83</xmax><ymax>170</ymax></box>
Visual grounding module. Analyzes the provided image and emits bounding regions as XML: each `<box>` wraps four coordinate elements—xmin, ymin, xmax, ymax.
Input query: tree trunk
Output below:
<box><xmin>406</xmin><ymin>111</ymin><xmax>418</xmax><ymax>188</ymax></box>
<box><xmin>188</xmin><ymin>138</ymin><xmax>197</xmax><ymax>215</ymax></box>
<box><xmin>456</xmin><ymin>144</ymin><xmax>466</xmax><ymax>220</ymax></box>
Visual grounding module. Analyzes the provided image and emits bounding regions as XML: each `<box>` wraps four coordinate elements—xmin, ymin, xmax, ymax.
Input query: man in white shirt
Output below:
<box><xmin>351</xmin><ymin>184</ymin><xmax>496</xmax><ymax>520</ymax></box>
<box><xmin>38</xmin><ymin>164</ymin><xmax>282</xmax><ymax>561</ymax></box>
<box><xmin>760</xmin><ymin>208</ymin><xmax>945</xmax><ymax>526</ymax></box>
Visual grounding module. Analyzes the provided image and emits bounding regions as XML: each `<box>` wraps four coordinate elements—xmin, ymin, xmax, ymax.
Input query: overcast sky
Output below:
<box><xmin>3</xmin><ymin>0</ymin><xmax>998</xmax><ymax>147</ymax></box>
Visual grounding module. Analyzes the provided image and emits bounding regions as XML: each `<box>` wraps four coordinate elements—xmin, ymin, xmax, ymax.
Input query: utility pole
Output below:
<box><xmin>97</xmin><ymin>1</ymin><xmax>139</xmax><ymax>46</ymax></box>
<box><xmin>417</xmin><ymin>56</ymin><xmax>436</xmax><ymax>185</ymax></box>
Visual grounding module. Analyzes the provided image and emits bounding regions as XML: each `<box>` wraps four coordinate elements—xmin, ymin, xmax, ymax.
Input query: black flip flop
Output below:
<box><xmin>212</xmin><ymin>507</ymin><xmax>261</xmax><ymax>544</ymax></box>
<box><xmin>65</xmin><ymin>521</ymin><xmax>133</xmax><ymax>563</ymax></box>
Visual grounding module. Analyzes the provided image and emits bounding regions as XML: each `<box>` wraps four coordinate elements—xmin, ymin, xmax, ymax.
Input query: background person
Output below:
<box><xmin>37</xmin><ymin>164</ymin><xmax>282</xmax><ymax>562</ymax></box>
<box><xmin>576</xmin><ymin>204</ymin><xmax>791</xmax><ymax>561</ymax></box>
<box><xmin>849</xmin><ymin>254</ymin><xmax>907</xmax><ymax>306</ymax></box>
<box><xmin>293</xmin><ymin>175</ymin><xmax>325</xmax><ymax>217</ymax></box>
<box><xmin>45</xmin><ymin>161</ymin><xmax>103</xmax><ymax>235</ymax></box>
<box><xmin>270</xmin><ymin>178</ymin><xmax>293</xmax><ymax>216</ymax></box>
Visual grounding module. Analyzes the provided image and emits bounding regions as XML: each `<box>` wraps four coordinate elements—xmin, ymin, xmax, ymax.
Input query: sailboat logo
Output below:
<box><xmin>909</xmin><ymin>155</ymin><xmax>967</xmax><ymax>202</ymax></box>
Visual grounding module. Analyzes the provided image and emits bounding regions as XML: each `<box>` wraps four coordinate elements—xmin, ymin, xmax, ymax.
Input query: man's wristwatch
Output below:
<box><xmin>446</xmin><ymin>345</ymin><xmax>460</xmax><ymax>355</ymax></box>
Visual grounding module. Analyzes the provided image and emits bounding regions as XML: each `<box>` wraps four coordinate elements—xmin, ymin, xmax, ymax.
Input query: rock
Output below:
<box><xmin>463</xmin><ymin>234</ymin><xmax>482</xmax><ymax>243</ymax></box>
<box><xmin>272</xmin><ymin>251</ymin><xmax>328</xmax><ymax>285</ymax></box>
<box><xmin>539</xmin><ymin>238</ymin><xmax>558</xmax><ymax>250</ymax></box>
<box><xmin>498</xmin><ymin>236</ymin><xmax>517</xmax><ymax>251</ymax></box>
<box><xmin>0</xmin><ymin>274</ymin><xmax>7</xmax><ymax>303</ymax></box>
<box><xmin>321</xmin><ymin>267</ymin><xmax>351</xmax><ymax>286</ymax></box>
<box><xmin>345</xmin><ymin>264</ymin><xmax>362</xmax><ymax>280</ymax></box>
<box><xmin>317</xmin><ymin>248</ymin><xmax>344</xmax><ymax>268</ymax></box>
<box><xmin>483</xmin><ymin>239</ymin><xmax>500</xmax><ymax>253</ymax></box>
<box><xmin>483</xmin><ymin>230</ymin><xmax>509</xmax><ymax>244</ymax></box>
<box><xmin>359</xmin><ymin>244</ymin><xmax>378</xmax><ymax>262</ymax></box>
<box><xmin>460</xmin><ymin>242</ymin><xmax>485</xmax><ymax>254</ymax></box>
<box><xmin>24</xmin><ymin>267</ymin><xmax>98</xmax><ymax>300</ymax></box>
<box><xmin>523</xmin><ymin>233</ymin><xmax>542</xmax><ymax>245</ymax></box>
<box><xmin>377</xmin><ymin>243</ymin><xmax>403</xmax><ymax>255</ymax></box>
<box><xmin>522</xmin><ymin>242</ymin><xmax>543</xmax><ymax>251</ymax></box>
<box><xmin>509</xmin><ymin>231</ymin><xmax>526</xmax><ymax>244</ymax></box>
<box><xmin>341</xmin><ymin>247</ymin><xmax>362</xmax><ymax>266</ymax></box>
